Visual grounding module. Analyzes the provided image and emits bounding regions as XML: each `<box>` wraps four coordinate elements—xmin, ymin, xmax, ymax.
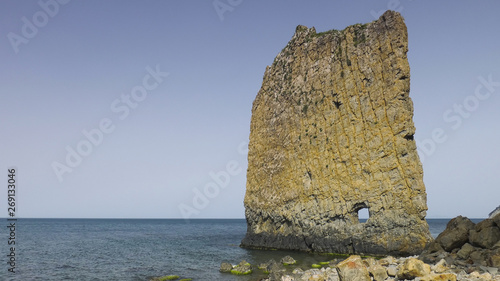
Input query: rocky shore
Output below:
<box><xmin>221</xmin><ymin>215</ymin><xmax>500</xmax><ymax>281</ymax></box>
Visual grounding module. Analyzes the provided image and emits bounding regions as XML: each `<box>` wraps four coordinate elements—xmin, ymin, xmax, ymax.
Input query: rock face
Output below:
<box><xmin>241</xmin><ymin>10</ymin><xmax>432</xmax><ymax>256</ymax></box>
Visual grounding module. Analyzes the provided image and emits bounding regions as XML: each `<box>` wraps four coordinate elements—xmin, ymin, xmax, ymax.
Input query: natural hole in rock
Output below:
<box><xmin>357</xmin><ymin>207</ymin><xmax>370</xmax><ymax>223</ymax></box>
<box><xmin>404</xmin><ymin>134</ymin><xmax>414</xmax><ymax>141</ymax></box>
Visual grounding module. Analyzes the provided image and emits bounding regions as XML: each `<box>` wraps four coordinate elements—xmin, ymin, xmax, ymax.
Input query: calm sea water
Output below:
<box><xmin>0</xmin><ymin>218</ymin><xmax>484</xmax><ymax>281</ymax></box>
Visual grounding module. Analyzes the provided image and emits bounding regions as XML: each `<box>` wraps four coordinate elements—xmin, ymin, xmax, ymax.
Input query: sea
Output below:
<box><xmin>0</xmin><ymin>218</ymin><xmax>485</xmax><ymax>281</ymax></box>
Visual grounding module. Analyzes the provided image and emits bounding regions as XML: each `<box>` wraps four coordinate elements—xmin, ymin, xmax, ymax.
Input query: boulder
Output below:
<box><xmin>219</xmin><ymin>262</ymin><xmax>233</xmax><ymax>273</ymax></box>
<box><xmin>492</xmin><ymin>213</ymin><xmax>500</xmax><ymax>228</ymax></box>
<box><xmin>281</xmin><ymin>255</ymin><xmax>297</xmax><ymax>265</ymax></box>
<box><xmin>230</xmin><ymin>260</ymin><xmax>252</xmax><ymax>275</ymax></box>
<box><xmin>469</xmin><ymin>226</ymin><xmax>500</xmax><ymax>249</ymax></box>
<box><xmin>335</xmin><ymin>255</ymin><xmax>370</xmax><ymax>281</ymax></box>
<box><xmin>397</xmin><ymin>257</ymin><xmax>431</xmax><ymax>280</ymax></box>
<box><xmin>368</xmin><ymin>263</ymin><xmax>388</xmax><ymax>281</ymax></box>
<box><xmin>435</xmin><ymin>216</ymin><xmax>475</xmax><ymax>251</ymax></box>
<box><xmin>457</xmin><ymin>243</ymin><xmax>476</xmax><ymax>260</ymax></box>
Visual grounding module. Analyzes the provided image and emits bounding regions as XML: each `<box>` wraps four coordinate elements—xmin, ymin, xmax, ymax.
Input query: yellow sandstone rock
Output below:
<box><xmin>241</xmin><ymin>10</ymin><xmax>432</xmax><ymax>255</ymax></box>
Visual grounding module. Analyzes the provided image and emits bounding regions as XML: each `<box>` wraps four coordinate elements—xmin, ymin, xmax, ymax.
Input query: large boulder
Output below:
<box><xmin>435</xmin><ymin>216</ymin><xmax>475</xmax><ymax>251</ymax></box>
<box><xmin>469</xmin><ymin>218</ymin><xmax>500</xmax><ymax>249</ymax></box>
<box><xmin>469</xmin><ymin>227</ymin><xmax>500</xmax><ymax>249</ymax></box>
<box><xmin>335</xmin><ymin>255</ymin><xmax>371</xmax><ymax>281</ymax></box>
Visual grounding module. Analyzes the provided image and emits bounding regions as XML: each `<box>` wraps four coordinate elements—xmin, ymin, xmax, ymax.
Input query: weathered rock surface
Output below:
<box><xmin>219</xmin><ymin>262</ymin><xmax>233</xmax><ymax>273</ymax></box>
<box><xmin>336</xmin><ymin>255</ymin><xmax>371</xmax><ymax>281</ymax></box>
<box><xmin>420</xmin><ymin>215</ymin><xmax>500</xmax><ymax>272</ymax></box>
<box><xmin>241</xmin><ymin>10</ymin><xmax>432</xmax><ymax>256</ymax></box>
<box><xmin>397</xmin><ymin>257</ymin><xmax>431</xmax><ymax>280</ymax></box>
<box><xmin>434</xmin><ymin>216</ymin><xmax>476</xmax><ymax>252</ymax></box>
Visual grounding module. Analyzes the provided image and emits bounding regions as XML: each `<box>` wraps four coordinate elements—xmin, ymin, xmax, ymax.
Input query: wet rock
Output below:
<box><xmin>230</xmin><ymin>260</ymin><xmax>252</xmax><ymax>275</ymax></box>
<box><xmin>219</xmin><ymin>262</ymin><xmax>233</xmax><ymax>273</ymax></box>
<box><xmin>267</xmin><ymin>260</ymin><xmax>286</xmax><ymax>275</ymax></box>
<box><xmin>281</xmin><ymin>255</ymin><xmax>297</xmax><ymax>265</ymax></box>
<box><xmin>259</xmin><ymin>259</ymin><xmax>277</xmax><ymax>270</ymax></box>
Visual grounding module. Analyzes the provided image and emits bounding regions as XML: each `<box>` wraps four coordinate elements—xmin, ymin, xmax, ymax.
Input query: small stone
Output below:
<box><xmin>292</xmin><ymin>268</ymin><xmax>304</xmax><ymax>274</ymax></box>
<box><xmin>432</xmin><ymin>259</ymin><xmax>449</xmax><ymax>274</ymax></box>
<box><xmin>386</xmin><ymin>265</ymin><xmax>398</xmax><ymax>277</ymax></box>
<box><xmin>280</xmin><ymin>275</ymin><xmax>294</xmax><ymax>281</ymax></box>
<box><xmin>379</xmin><ymin>256</ymin><xmax>396</xmax><ymax>266</ymax></box>
<box><xmin>281</xmin><ymin>255</ymin><xmax>297</xmax><ymax>265</ymax></box>
<box><xmin>479</xmin><ymin>265</ymin><xmax>498</xmax><ymax>275</ymax></box>
<box><xmin>219</xmin><ymin>262</ymin><xmax>233</xmax><ymax>273</ymax></box>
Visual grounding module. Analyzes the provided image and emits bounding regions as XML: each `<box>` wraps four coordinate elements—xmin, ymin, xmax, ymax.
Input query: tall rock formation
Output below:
<box><xmin>241</xmin><ymin>11</ymin><xmax>432</xmax><ymax>256</ymax></box>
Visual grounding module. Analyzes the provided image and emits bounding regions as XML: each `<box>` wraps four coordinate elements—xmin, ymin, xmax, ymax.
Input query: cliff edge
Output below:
<box><xmin>241</xmin><ymin>11</ymin><xmax>432</xmax><ymax>256</ymax></box>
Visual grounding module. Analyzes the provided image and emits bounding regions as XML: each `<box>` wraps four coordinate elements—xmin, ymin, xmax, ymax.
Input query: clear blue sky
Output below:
<box><xmin>1</xmin><ymin>1</ymin><xmax>499</xmax><ymax>219</ymax></box>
